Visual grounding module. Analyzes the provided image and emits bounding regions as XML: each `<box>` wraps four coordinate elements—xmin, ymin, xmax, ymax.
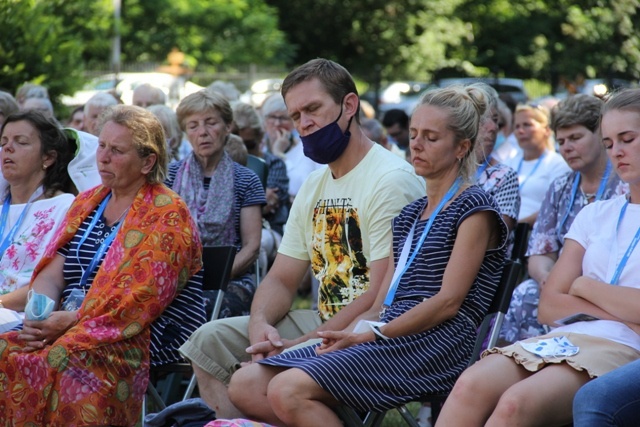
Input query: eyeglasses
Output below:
<box><xmin>266</xmin><ymin>114</ymin><xmax>291</xmax><ymax>123</ymax></box>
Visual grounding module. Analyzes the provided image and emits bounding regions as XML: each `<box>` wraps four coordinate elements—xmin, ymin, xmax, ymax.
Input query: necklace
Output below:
<box><xmin>106</xmin><ymin>205</ymin><xmax>129</xmax><ymax>227</ymax></box>
<box><xmin>580</xmin><ymin>187</ymin><xmax>597</xmax><ymax>204</ymax></box>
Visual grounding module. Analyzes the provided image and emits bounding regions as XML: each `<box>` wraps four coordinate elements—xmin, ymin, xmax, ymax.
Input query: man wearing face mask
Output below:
<box><xmin>179</xmin><ymin>58</ymin><xmax>425</xmax><ymax>418</ymax></box>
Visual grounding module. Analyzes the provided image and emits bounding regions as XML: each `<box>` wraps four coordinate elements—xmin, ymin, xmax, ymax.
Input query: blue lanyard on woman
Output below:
<box><xmin>610</xmin><ymin>199</ymin><xmax>640</xmax><ymax>285</ymax></box>
<box><xmin>382</xmin><ymin>177</ymin><xmax>462</xmax><ymax>310</ymax></box>
<box><xmin>557</xmin><ymin>161</ymin><xmax>612</xmax><ymax>234</ymax></box>
<box><xmin>0</xmin><ymin>186</ymin><xmax>44</xmax><ymax>257</ymax></box>
<box><xmin>76</xmin><ymin>193</ymin><xmax>125</xmax><ymax>289</ymax></box>
<box><xmin>517</xmin><ymin>151</ymin><xmax>547</xmax><ymax>190</ymax></box>
<box><xmin>475</xmin><ymin>158</ymin><xmax>491</xmax><ymax>181</ymax></box>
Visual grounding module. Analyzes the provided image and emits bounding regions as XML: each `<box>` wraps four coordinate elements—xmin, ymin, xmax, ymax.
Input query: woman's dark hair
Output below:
<box><xmin>1</xmin><ymin>110</ymin><xmax>75</xmax><ymax>196</ymax></box>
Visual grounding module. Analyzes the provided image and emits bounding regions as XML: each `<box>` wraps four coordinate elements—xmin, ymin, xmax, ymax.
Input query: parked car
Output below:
<box><xmin>555</xmin><ymin>78</ymin><xmax>636</xmax><ymax>99</ymax></box>
<box><xmin>376</xmin><ymin>81</ymin><xmax>436</xmax><ymax>117</ymax></box>
<box><xmin>61</xmin><ymin>72</ymin><xmax>203</xmax><ymax>107</ymax></box>
<box><xmin>239</xmin><ymin>78</ymin><xmax>284</xmax><ymax>108</ymax></box>
<box><xmin>437</xmin><ymin>77</ymin><xmax>529</xmax><ymax>105</ymax></box>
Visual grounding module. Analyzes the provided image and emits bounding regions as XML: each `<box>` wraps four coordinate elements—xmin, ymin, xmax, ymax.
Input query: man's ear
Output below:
<box><xmin>343</xmin><ymin>92</ymin><xmax>360</xmax><ymax>119</ymax></box>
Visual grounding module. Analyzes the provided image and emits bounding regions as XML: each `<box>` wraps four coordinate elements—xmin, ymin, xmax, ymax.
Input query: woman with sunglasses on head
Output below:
<box><xmin>437</xmin><ymin>88</ymin><xmax>640</xmax><ymax>427</ymax></box>
<box><xmin>504</xmin><ymin>104</ymin><xmax>570</xmax><ymax>226</ymax></box>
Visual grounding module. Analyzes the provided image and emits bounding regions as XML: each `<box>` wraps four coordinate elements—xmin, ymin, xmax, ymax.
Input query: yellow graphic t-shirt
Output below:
<box><xmin>279</xmin><ymin>144</ymin><xmax>425</xmax><ymax>320</ymax></box>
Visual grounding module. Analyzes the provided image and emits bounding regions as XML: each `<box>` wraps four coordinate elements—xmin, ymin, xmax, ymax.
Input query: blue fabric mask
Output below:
<box><xmin>24</xmin><ymin>290</ymin><xmax>55</xmax><ymax>321</ymax></box>
<box><xmin>300</xmin><ymin>102</ymin><xmax>354</xmax><ymax>164</ymax></box>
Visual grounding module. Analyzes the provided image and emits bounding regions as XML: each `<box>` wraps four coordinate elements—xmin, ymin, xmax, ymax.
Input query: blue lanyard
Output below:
<box><xmin>475</xmin><ymin>158</ymin><xmax>490</xmax><ymax>181</ymax></box>
<box><xmin>76</xmin><ymin>193</ymin><xmax>125</xmax><ymax>289</ymax></box>
<box><xmin>0</xmin><ymin>187</ymin><xmax>44</xmax><ymax>257</ymax></box>
<box><xmin>382</xmin><ymin>177</ymin><xmax>462</xmax><ymax>308</ymax></box>
<box><xmin>517</xmin><ymin>151</ymin><xmax>547</xmax><ymax>190</ymax></box>
<box><xmin>610</xmin><ymin>199</ymin><xmax>640</xmax><ymax>285</ymax></box>
<box><xmin>557</xmin><ymin>162</ymin><xmax>612</xmax><ymax>235</ymax></box>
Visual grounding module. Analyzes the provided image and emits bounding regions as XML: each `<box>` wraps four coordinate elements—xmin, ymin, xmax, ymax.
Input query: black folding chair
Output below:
<box><xmin>143</xmin><ymin>245</ymin><xmax>236</xmax><ymax>416</ymax></box>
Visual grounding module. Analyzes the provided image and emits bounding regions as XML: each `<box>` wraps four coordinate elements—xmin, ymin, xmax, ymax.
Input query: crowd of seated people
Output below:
<box><xmin>2</xmin><ymin>67</ymin><xmax>639</xmax><ymax>427</ymax></box>
<box><xmin>436</xmin><ymin>87</ymin><xmax>640</xmax><ymax>427</ymax></box>
<box><xmin>501</xmin><ymin>94</ymin><xmax>626</xmax><ymax>344</ymax></box>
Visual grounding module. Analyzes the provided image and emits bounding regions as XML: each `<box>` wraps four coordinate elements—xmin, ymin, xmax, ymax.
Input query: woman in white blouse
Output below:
<box><xmin>505</xmin><ymin>104</ymin><xmax>570</xmax><ymax>225</ymax></box>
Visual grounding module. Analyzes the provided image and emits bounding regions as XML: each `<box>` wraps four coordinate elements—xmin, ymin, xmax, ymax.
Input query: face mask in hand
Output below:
<box><xmin>24</xmin><ymin>289</ymin><xmax>55</xmax><ymax>321</ymax></box>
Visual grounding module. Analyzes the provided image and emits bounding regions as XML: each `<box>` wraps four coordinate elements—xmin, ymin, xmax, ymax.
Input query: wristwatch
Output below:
<box><xmin>371</xmin><ymin>325</ymin><xmax>390</xmax><ymax>341</ymax></box>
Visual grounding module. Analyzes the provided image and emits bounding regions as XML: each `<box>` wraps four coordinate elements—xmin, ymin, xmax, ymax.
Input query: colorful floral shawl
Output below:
<box><xmin>0</xmin><ymin>183</ymin><xmax>202</xmax><ymax>427</ymax></box>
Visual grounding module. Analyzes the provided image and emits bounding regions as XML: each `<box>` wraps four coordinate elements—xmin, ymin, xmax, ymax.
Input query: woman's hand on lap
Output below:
<box><xmin>316</xmin><ymin>330</ymin><xmax>373</xmax><ymax>355</ymax></box>
<box><xmin>20</xmin><ymin>310</ymin><xmax>78</xmax><ymax>352</ymax></box>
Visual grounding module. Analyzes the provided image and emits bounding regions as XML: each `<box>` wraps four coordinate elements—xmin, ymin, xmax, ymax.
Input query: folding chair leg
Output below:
<box><xmin>147</xmin><ymin>382</ymin><xmax>167</xmax><ymax>411</ymax></box>
<box><xmin>396</xmin><ymin>405</ymin><xmax>420</xmax><ymax>427</ymax></box>
<box><xmin>183</xmin><ymin>374</ymin><xmax>197</xmax><ymax>401</ymax></box>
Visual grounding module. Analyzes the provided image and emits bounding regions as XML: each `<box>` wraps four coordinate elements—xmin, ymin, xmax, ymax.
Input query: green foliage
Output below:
<box><xmin>455</xmin><ymin>0</ymin><xmax>640</xmax><ymax>87</ymax></box>
<box><xmin>2</xmin><ymin>0</ymin><xmax>639</xmax><ymax>110</ymax></box>
<box><xmin>0</xmin><ymin>0</ymin><xmax>87</xmax><ymax>102</ymax></box>
<box><xmin>121</xmin><ymin>0</ymin><xmax>290</xmax><ymax>67</ymax></box>
<box><xmin>265</xmin><ymin>0</ymin><xmax>422</xmax><ymax>82</ymax></box>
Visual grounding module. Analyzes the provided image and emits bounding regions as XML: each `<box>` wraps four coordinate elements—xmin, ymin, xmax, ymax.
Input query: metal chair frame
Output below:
<box><xmin>142</xmin><ymin>245</ymin><xmax>236</xmax><ymax>418</ymax></box>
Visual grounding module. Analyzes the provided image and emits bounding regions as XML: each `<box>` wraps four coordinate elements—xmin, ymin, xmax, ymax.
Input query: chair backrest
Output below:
<box><xmin>202</xmin><ymin>245</ymin><xmax>236</xmax><ymax>293</ymax></box>
<box><xmin>246</xmin><ymin>154</ymin><xmax>268</xmax><ymax>189</ymax></box>
<box><xmin>511</xmin><ymin>222</ymin><xmax>531</xmax><ymax>264</ymax></box>
<box><xmin>468</xmin><ymin>258</ymin><xmax>523</xmax><ymax>366</ymax></box>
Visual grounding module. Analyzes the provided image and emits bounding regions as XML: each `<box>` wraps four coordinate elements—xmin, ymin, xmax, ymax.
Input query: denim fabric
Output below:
<box><xmin>573</xmin><ymin>359</ymin><xmax>640</xmax><ymax>427</ymax></box>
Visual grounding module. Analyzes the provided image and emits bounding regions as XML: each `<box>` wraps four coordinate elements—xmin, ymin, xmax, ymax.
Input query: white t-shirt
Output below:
<box><xmin>284</xmin><ymin>141</ymin><xmax>323</xmax><ymax>198</ymax></box>
<box><xmin>553</xmin><ymin>195</ymin><xmax>640</xmax><ymax>351</ymax></box>
<box><xmin>505</xmin><ymin>150</ymin><xmax>570</xmax><ymax>220</ymax></box>
<box><xmin>492</xmin><ymin>133</ymin><xmax>521</xmax><ymax>164</ymax></box>
<box><xmin>279</xmin><ymin>144</ymin><xmax>425</xmax><ymax>320</ymax></box>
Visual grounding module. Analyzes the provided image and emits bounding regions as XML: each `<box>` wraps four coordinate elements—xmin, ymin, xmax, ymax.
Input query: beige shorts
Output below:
<box><xmin>179</xmin><ymin>309</ymin><xmax>322</xmax><ymax>384</ymax></box>
<box><xmin>484</xmin><ymin>332</ymin><xmax>640</xmax><ymax>378</ymax></box>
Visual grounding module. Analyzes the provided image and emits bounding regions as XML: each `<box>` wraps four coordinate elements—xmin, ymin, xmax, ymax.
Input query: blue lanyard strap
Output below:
<box><xmin>557</xmin><ymin>162</ymin><xmax>613</xmax><ymax>236</ymax></box>
<box><xmin>609</xmin><ymin>200</ymin><xmax>640</xmax><ymax>285</ymax></box>
<box><xmin>382</xmin><ymin>177</ymin><xmax>462</xmax><ymax>308</ymax></box>
<box><xmin>76</xmin><ymin>193</ymin><xmax>125</xmax><ymax>288</ymax></box>
<box><xmin>594</xmin><ymin>161</ymin><xmax>612</xmax><ymax>201</ymax></box>
<box><xmin>517</xmin><ymin>151</ymin><xmax>547</xmax><ymax>190</ymax></box>
<box><xmin>475</xmin><ymin>158</ymin><xmax>490</xmax><ymax>181</ymax></box>
<box><xmin>0</xmin><ymin>187</ymin><xmax>44</xmax><ymax>257</ymax></box>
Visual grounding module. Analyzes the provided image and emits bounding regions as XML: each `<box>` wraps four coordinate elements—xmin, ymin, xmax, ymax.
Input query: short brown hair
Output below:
<box><xmin>551</xmin><ymin>94</ymin><xmax>603</xmax><ymax>133</ymax></box>
<box><xmin>281</xmin><ymin>58</ymin><xmax>360</xmax><ymax>122</ymax></box>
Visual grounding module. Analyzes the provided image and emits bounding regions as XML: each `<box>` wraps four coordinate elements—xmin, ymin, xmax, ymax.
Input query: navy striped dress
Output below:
<box><xmin>259</xmin><ymin>186</ymin><xmax>507</xmax><ymax>412</ymax></box>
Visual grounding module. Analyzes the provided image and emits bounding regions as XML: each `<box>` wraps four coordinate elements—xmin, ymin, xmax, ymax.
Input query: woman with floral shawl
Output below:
<box><xmin>0</xmin><ymin>106</ymin><xmax>202</xmax><ymax>426</ymax></box>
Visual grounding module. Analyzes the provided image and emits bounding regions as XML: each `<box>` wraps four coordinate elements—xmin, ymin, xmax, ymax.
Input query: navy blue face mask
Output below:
<box><xmin>300</xmin><ymin>100</ymin><xmax>354</xmax><ymax>164</ymax></box>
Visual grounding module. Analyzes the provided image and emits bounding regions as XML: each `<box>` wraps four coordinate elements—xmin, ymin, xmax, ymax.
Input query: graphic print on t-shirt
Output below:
<box><xmin>312</xmin><ymin>198</ymin><xmax>369</xmax><ymax>320</ymax></box>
